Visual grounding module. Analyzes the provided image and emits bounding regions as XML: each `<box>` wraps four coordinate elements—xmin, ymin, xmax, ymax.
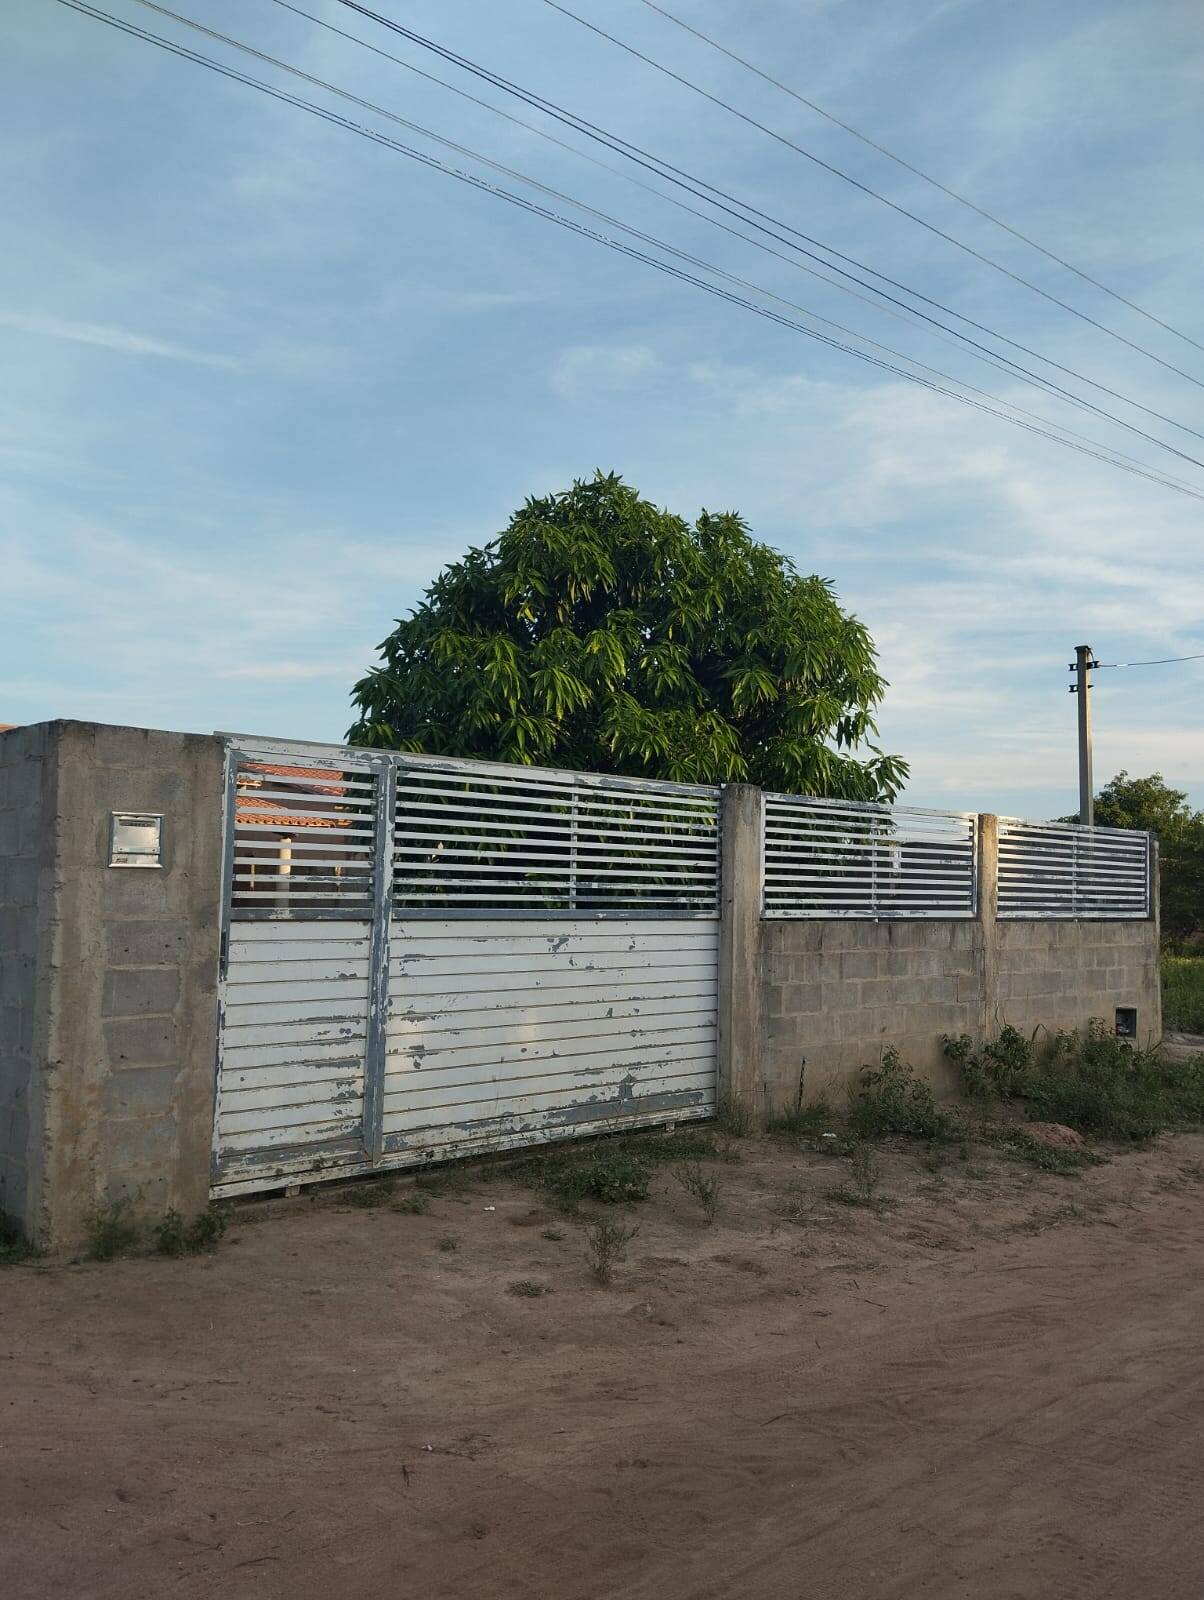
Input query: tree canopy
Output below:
<box><xmin>1065</xmin><ymin>771</ymin><xmax>1204</xmax><ymax>943</ymax></box>
<box><xmin>348</xmin><ymin>472</ymin><xmax>907</xmax><ymax>799</ymax></box>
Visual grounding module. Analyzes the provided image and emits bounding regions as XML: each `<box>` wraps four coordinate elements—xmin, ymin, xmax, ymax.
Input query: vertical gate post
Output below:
<box><xmin>362</xmin><ymin>757</ymin><xmax>396</xmax><ymax>1163</ymax></box>
<box><xmin>977</xmin><ymin>813</ymin><xmax>1000</xmax><ymax>1036</ymax></box>
<box><xmin>717</xmin><ymin>783</ymin><xmax>764</xmax><ymax>1123</ymax></box>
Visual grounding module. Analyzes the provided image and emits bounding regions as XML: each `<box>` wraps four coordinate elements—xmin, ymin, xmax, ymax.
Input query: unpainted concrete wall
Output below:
<box><xmin>0</xmin><ymin>724</ymin><xmax>57</xmax><ymax>1231</ymax></box>
<box><xmin>721</xmin><ymin>801</ymin><xmax>1162</xmax><ymax>1114</ymax></box>
<box><xmin>0</xmin><ymin>722</ymin><xmax>225</xmax><ymax>1248</ymax></box>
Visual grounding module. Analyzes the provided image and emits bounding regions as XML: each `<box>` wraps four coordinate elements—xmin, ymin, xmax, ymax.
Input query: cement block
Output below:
<box><xmin>97</xmin><ymin>1112</ymin><xmax>179</xmax><ymax>1172</ymax></box>
<box><xmin>102</xmin><ymin>966</ymin><xmax>180</xmax><ymax>1019</ymax></box>
<box><xmin>105</xmin><ymin>919</ymin><xmax>191</xmax><ymax>967</ymax></box>
<box><xmin>102</xmin><ymin>1065</ymin><xmax>180</xmax><ymax>1118</ymax></box>
<box><xmin>102</xmin><ymin>1015</ymin><xmax>178</xmax><ymax>1067</ymax></box>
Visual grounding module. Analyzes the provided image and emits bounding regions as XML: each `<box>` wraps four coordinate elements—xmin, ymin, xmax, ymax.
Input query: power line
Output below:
<box><xmin>120</xmin><ymin>0</ymin><xmax>1204</xmax><ymax>493</ymax></box>
<box><xmin>269</xmin><ymin>0</ymin><xmax>1204</xmax><ymax>464</ymax></box>
<box><xmin>332</xmin><ymin>0</ymin><xmax>1204</xmax><ymax>455</ymax></box>
<box><xmin>636</xmin><ymin>0</ymin><xmax>1204</xmax><ymax>360</ymax></box>
<box><xmin>542</xmin><ymin>0</ymin><xmax>1204</xmax><ymax>393</ymax></box>
<box><xmin>1095</xmin><ymin>652</ymin><xmax>1204</xmax><ymax>669</ymax></box>
<box><xmin>48</xmin><ymin>0</ymin><xmax>1204</xmax><ymax>503</ymax></box>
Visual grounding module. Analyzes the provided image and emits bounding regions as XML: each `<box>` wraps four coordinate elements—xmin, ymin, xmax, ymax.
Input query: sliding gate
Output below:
<box><xmin>211</xmin><ymin>738</ymin><xmax>721</xmax><ymax>1196</ymax></box>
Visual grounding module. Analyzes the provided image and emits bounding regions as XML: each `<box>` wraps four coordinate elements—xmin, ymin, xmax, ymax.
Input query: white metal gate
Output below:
<box><xmin>212</xmin><ymin>738</ymin><xmax>721</xmax><ymax>1196</ymax></box>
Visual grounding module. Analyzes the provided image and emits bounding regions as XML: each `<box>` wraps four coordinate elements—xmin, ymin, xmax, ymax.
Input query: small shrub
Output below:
<box><xmin>392</xmin><ymin>1191</ymin><xmax>432</xmax><ymax>1216</ymax></box>
<box><xmin>583</xmin><ymin>1217</ymin><xmax>639</xmax><ymax>1285</ymax></box>
<box><xmin>541</xmin><ymin>1226</ymin><xmax>565</xmax><ymax>1242</ymax></box>
<box><xmin>85</xmin><ymin>1199</ymin><xmax>140</xmax><ymax>1261</ymax></box>
<box><xmin>522</xmin><ymin>1148</ymin><xmax>652</xmax><ymax>1207</ymax></box>
<box><xmin>508</xmin><ymin>1279</ymin><xmax>552</xmax><ymax>1298</ymax></box>
<box><xmin>943</xmin><ymin>1025</ymin><xmax>1034</xmax><ymax>1101</ymax></box>
<box><xmin>675</xmin><ymin>1160</ymin><xmax>721</xmax><ymax>1223</ymax></box>
<box><xmin>714</xmin><ymin>1093</ymin><xmax>754</xmax><ymax>1139</ymax></box>
<box><xmin>766</xmin><ymin>1096</ymin><xmax>834</xmax><ymax>1139</ymax></box>
<box><xmin>848</xmin><ymin>1048</ymin><xmax>956</xmax><ymax>1141</ymax></box>
<box><xmin>437</xmin><ymin>1235</ymin><xmax>460</xmax><ymax>1252</ymax></box>
<box><xmin>155</xmin><ymin>1206</ymin><xmax>227</xmax><ymax>1256</ymax></box>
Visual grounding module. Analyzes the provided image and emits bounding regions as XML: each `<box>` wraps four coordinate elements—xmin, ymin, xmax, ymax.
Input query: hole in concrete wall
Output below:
<box><xmin>1115</xmin><ymin>1007</ymin><xmax>1137</xmax><ymax>1040</ymax></box>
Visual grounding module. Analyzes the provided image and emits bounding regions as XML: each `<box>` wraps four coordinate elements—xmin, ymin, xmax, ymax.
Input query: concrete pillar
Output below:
<box><xmin>717</xmin><ymin>783</ymin><xmax>764</xmax><ymax>1122</ymax></box>
<box><xmin>977</xmin><ymin>813</ymin><xmax>1000</xmax><ymax>1035</ymax></box>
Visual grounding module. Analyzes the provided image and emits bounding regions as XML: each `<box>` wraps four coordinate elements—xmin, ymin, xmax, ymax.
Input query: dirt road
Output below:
<box><xmin>3</xmin><ymin>1132</ymin><xmax>1203</xmax><ymax>1599</ymax></box>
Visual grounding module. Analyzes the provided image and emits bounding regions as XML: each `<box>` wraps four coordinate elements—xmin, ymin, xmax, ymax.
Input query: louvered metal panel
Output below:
<box><xmin>381</xmin><ymin>919</ymin><xmax>717</xmax><ymax>1160</ymax></box>
<box><xmin>763</xmin><ymin>794</ymin><xmax>978</xmax><ymax>918</ymax></box>
<box><xmin>997</xmin><ymin>819</ymin><xmax>1151</xmax><ymax>919</ymax></box>
<box><xmin>393</xmin><ymin>757</ymin><xmax>720</xmax><ymax>914</ymax></box>
<box><xmin>212</xmin><ymin>739</ymin><xmax>721</xmax><ymax>1196</ymax></box>
<box><xmin>228</xmin><ymin>749</ymin><xmax>379</xmax><ymax>918</ymax></box>
<box><xmin>211</xmin><ymin>920</ymin><xmax>371</xmax><ymax>1193</ymax></box>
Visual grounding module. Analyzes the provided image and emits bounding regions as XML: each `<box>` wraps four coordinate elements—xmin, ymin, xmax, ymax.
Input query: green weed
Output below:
<box><xmin>437</xmin><ymin>1235</ymin><xmax>460</xmax><ymax>1252</ymax></box>
<box><xmin>848</xmin><ymin>1048</ymin><xmax>957</xmax><ymax>1141</ymax></box>
<box><xmin>583</xmin><ymin>1217</ymin><xmax>639</xmax><ymax>1285</ymax></box>
<box><xmin>508</xmin><ymin>1279</ymin><xmax>552</xmax><ymax>1298</ymax></box>
<box><xmin>766</xmin><ymin>1096</ymin><xmax>835</xmax><ymax>1139</ymax></box>
<box><xmin>675</xmin><ymin>1160</ymin><xmax>721</xmax><ymax>1223</ymax></box>
<box><xmin>85</xmin><ymin>1199</ymin><xmax>141</xmax><ymax>1261</ymax></box>
<box><xmin>714</xmin><ymin>1093</ymin><xmax>754</xmax><ymax>1139</ymax></box>
<box><xmin>392</xmin><ymin>1191</ymin><xmax>432</xmax><ymax>1216</ymax></box>
<box><xmin>154</xmin><ymin>1206</ymin><xmax>226</xmax><ymax>1256</ymax></box>
<box><xmin>346</xmin><ymin>1179</ymin><xmax>395</xmax><ymax>1209</ymax></box>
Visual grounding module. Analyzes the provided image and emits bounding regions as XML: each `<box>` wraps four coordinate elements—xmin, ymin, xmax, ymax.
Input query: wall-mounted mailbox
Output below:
<box><xmin>109</xmin><ymin>812</ymin><xmax>164</xmax><ymax>868</ymax></box>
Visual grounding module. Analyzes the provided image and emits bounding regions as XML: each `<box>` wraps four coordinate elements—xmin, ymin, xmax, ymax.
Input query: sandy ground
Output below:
<box><xmin>3</xmin><ymin>1129</ymin><xmax>1204</xmax><ymax>1600</ymax></box>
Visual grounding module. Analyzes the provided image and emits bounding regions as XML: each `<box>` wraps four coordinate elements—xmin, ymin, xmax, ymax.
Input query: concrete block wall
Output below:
<box><xmin>720</xmin><ymin>798</ymin><xmax>1161</xmax><ymax>1115</ymax></box>
<box><xmin>996</xmin><ymin>921</ymin><xmax>1161</xmax><ymax>1046</ymax></box>
<box><xmin>0</xmin><ymin>724</ymin><xmax>57</xmax><ymax>1230</ymax></box>
<box><xmin>0</xmin><ymin>722</ymin><xmax>225</xmax><ymax>1248</ymax></box>
<box><xmin>761</xmin><ymin>919</ymin><xmax>985</xmax><ymax>1103</ymax></box>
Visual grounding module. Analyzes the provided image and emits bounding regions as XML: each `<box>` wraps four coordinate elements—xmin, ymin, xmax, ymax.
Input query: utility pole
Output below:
<box><xmin>1069</xmin><ymin>644</ymin><xmax>1097</xmax><ymax>825</ymax></box>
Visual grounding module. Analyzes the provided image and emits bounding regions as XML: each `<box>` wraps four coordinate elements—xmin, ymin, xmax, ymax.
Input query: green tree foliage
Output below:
<box><xmin>1064</xmin><ymin>771</ymin><xmax>1204</xmax><ymax>943</ymax></box>
<box><xmin>348</xmin><ymin>473</ymin><xmax>907</xmax><ymax>797</ymax></box>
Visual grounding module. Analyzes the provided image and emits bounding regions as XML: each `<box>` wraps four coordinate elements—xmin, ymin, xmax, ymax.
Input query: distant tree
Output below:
<box><xmin>348</xmin><ymin>472</ymin><xmax>907</xmax><ymax>798</ymax></box>
<box><xmin>1064</xmin><ymin>771</ymin><xmax>1204</xmax><ymax>943</ymax></box>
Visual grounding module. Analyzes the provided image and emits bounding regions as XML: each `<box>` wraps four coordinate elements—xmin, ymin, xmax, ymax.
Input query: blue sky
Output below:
<box><xmin>4</xmin><ymin>0</ymin><xmax>1203</xmax><ymax>816</ymax></box>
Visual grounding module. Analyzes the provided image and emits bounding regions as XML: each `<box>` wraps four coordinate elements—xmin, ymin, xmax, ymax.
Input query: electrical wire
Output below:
<box><xmin>636</xmin><ymin>0</ymin><xmax>1204</xmax><ymax>359</ymax></box>
<box><xmin>49</xmin><ymin>0</ymin><xmax>1204</xmax><ymax>503</ymax></box>
<box><xmin>332</xmin><ymin>0</ymin><xmax>1204</xmax><ymax>452</ymax></box>
<box><xmin>267</xmin><ymin>0</ymin><xmax>1204</xmax><ymax>461</ymax></box>
<box><xmin>123</xmin><ymin>0</ymin><xmax>1204</xmax><ymax>491</ymax></box>
<box><xmin>1095</xmin><ymin>653</ymin><xmax>1204</xmax><ymax>669</ymax></box>
<box><xmin>542</xmin><ymin>0</ymin><xmax>1204</xmax><ymax>392</ymax></box>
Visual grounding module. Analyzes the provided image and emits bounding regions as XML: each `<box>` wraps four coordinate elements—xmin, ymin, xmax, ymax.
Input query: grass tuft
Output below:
<box><xmin>392</xmin><ymin>1191</ymin><xmax>432</xmax><ymax>1216</ymax></box>
<box><xmin>766</xmin><ymin>1097</ymin><xmax>835</xmax><ymax>1139</ymax></box>
<box><xmin>508</xmin><ymin>1279</ymin><xmax>552</xmax><ymax>1298</ymax></box>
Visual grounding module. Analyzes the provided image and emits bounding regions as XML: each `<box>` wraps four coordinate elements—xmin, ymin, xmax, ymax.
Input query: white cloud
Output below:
<box><xmin>549</xmin><ymin>343</ymin><xmax>662</xmax><ymax>397</ymax></box>
<box><xmin>0</xmin><ymin>310</ymin><xmax>239</xmax><ymax>369</ymax></box>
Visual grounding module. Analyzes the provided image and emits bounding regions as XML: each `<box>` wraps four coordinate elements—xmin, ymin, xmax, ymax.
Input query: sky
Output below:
<box><xmin>3</xmin><ymin>0</ymin><xmax>1203</xmax><ymax>818</ymax></box>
